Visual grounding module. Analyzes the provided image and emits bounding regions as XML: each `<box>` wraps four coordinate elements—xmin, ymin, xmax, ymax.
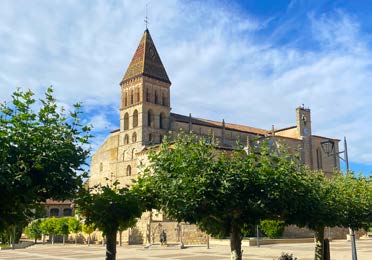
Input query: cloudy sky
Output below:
<box><xmin>1</xmin><ymin>0</ymin><xmax>371</xmax><ymax>175</ymax></box>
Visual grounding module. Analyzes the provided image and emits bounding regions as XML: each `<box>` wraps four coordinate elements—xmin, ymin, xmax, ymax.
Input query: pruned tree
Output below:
<box><xmin>76</xmin><ymin>183</ymin><xmax>143</xmax><ymax>260</ymax></box>
<box><xmin>56</xmin><ymin>217</ymin><xmax>70</xmax><ymax>245</ymax></box>
<box><xmin>25</xmin><ymin>219</ymin><xmax>43</xmax><ymax>243</ymax></box>
<box><xmin>40</xmin><ymin>217</ymin><xmax>58</xmax><ymax>244</ymax></box>
<box><xmin>286</xmin><ymin>170</ymin><xmax>372</xmax><ymax>260</ymax></box>
<box><xmin>134</xmin><ymin>133</ymin><xmax>310</xmax><ymax>260</ymax></box>
<box><xmin>68</xmin><ymin>217</ymin><xmax>82</xmax><ymax>245</ymax></box>
<box><xmin>82</xmin><ymin>223</ymin><xmax>95</xmax><ymax>246</ymax></box>
<box><xmin>0</xmin><ymin>87</ymin><xmax>91</xmax><ymax>230</ymax></box>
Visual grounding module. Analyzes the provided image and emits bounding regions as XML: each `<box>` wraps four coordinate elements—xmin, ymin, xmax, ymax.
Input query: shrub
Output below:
<box><xmin>259</xmin><ymin>219</ymin><xmax>285</xmax><ymax>239</ymax></box>
<box><xmin>25</xmin><ymin>219</ymin><xmax>43</xmax><ymax>243</ymax></box>
<box><xmin>277</xmin><ymin>252</ymin><xmax>298</xmax><ymax>260</ymax></box>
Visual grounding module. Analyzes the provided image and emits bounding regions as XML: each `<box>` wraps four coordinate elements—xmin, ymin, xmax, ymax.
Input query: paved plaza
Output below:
<box><xmin>0</xmin><ymin>240</ymin><xmax>371</xmax><ymax>260</ymax></box>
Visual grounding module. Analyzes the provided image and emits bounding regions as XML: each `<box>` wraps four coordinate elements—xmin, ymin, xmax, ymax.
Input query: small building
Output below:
<box><xmin>43</xmin><ymin>199</ymin><xmax>74</xmax><ymax>218</ymax></box>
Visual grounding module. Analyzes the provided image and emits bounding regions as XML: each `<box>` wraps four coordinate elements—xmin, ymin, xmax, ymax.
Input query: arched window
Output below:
<box><xmin>124</xmin><ymin>92</ymin><xmax>128</xmax><ymax>107</ymax></box>
<box><xmin>124</xmin><ymin>113</ymin><xmax>129</xmax><ymax>130</ymax></box>
<box><xmin>146</xmin><ymin>88</ymin><xmax>150</xmax><ymax>102</ymax></box>
<box><xmin>136</xmin><ymin>88</ymin><xmax>140</xmax><ymax>102</ymax></box>
<box><xmin>126</xmin><ymin>165</ymin><xmax>131</xmax><ymax>176</ymax></box>
<box><xmin>159</xmin><ymin>113</ymin><xmax>165</xmax><ymax>129</ymax></box>
<box><xmin>147</xmin><ymin>110</ymin><xmax>154</xmax><ymax>127</ymax></box>
<box><xmin>131</xmin><ymin>148</ymin><xmax>135</xmax><ymax>159</ymax></box>
<box><xmin>133</xmin><ymin>110</ymin><xmax>138</xmax><ymax>127</ymax></box>
<box><xmin>122</xmin><ymin>150</ymin><xmax>126</xmax><ymax>161</ymax></box>
<box><xmin>316</xmin><ymin>148</ymin><xmax>323</xmax><ymax>170</ymax></box>
<box><xmin>124</xmin><ymin>134</ymin><xmax>129</xmax><ymax>144</ymax></box>
<box><xmin>63</xmin><ymin>208</ymin><xmax>72</xmax><ymax>216</ymax></box>
<box><xmin>162</xmin><ymin>94</ymin><xmax>166</xmax><ymax>106</ymax></box>
<box><xmin>50</xmin><ymin>208</ymin><xmax>59</xmax><ymax>217</ymax></box>
<box><xmin>154</xmin><ymin>90</ymin><xmax>158</xmax><ymax>104</ymax></box>
<box><xmin>132</xmin><ymin>132</ymin><xmax>137</xmax><ymax>143</ymax></box>
<box><xmin>130</xmin><ymin>90</ymin><xmax>134</xmax><ymax>105</ymax></box>
<box><xmin>99</xmin><ymin>162</ymin><xmax>103</xmax><ymax>172</ymax></box>
<box><xmin>149</xmin><ymin>133</ymin><xmax>153</xmax><ymax>143</ymax></box>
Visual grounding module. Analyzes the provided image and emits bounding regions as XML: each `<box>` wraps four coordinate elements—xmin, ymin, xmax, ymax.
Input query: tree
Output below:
<box><xmin>76</xmin><ymin>183</ymin><xmax>144</xmax><ymax>260</ymax></box>
<box><xmin>135</xmin><ymin>133</ymin><xmax>310</xmax><ymax>260</ymax></box>
<box><xmin>286</xmin><ymin>171</ymin><xmax>372</xmax><ymax>260</ymax></box>
<box><xmin>82</xmin><ymin>223</ymin><xmax>95</xmax><ymax>246</ymax></box>
<box><xmin>259</xmin><ymin>219</ymin><xmax>285</xmax><ymax>239</ymax></box>
<box><xmin>25</xmin><ymin>219</ymin><xmax>43</xmax><ymax>243</ymax></box>
<box><xmin>40</xmin><ymin>217</ymin><xmax>58</xmax><ymax>244</ymax></box>
<box><xmin>56</xmin><ymin>217</ymin><xmax>70</xmax><ymax>245</ymax></box>
<box><xmin>68</xmin><ymin>217</ymin><xmax>82</xmax><ymax>245</ymax></box>
<box><xmin>0</xmin><ymin>87</ymin><xmax>91</xmax><ymax>230</ymax></box>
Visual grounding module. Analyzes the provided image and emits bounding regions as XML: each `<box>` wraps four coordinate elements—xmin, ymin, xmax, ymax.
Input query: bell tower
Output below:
<box><xmin>119</xmin><ymin>29</ymin><xmax>171</xmax><ymax>154</ymax></box>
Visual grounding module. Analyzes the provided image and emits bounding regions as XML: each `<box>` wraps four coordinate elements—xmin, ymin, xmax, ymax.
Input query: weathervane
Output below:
<box><xmin>144</xmin><ymin>3</ymin><xmax>149</xmax><ymax>29</ymax></box>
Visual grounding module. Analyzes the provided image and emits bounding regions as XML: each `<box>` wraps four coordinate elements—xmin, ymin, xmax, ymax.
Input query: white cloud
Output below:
<box><xmin>0</xmin><ymin>1</ymin><xmax>371</xmax><ymax>167</ymax></box>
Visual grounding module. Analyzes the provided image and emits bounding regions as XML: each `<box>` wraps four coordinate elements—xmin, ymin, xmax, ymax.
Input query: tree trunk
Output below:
<box><xmin>314</xmin><ymin>226</ymin><xmax>325</xmax><ymax>260</ymax></box>
<box><xmin>63</xmin><ymin>235</ymin><xmax>65</xmax><ymax>245</ymax></box>
<box><xmin>52</xmin><ymin>234</ymin><xmax>55</xmax><ymax>245</ymax></box>
<box><xmin>230</xmin><ymin>224</ymin><xmax>242</xmax><ymax>260</ymax></box>
<box><xmin>119</xmin><ymin>231</ymin><xmax>122</xmax><ymax>247</ymax></box>
<box><xmin>75</xmin><ymin>234</ymin><xmax>78</xmax><ymax>245</ymax></box>
<box><xmin>105</xmin><ymin>230</ymin><xmax>117</xmax><ymax>260</ymax></box>
<box><xmin>88</xmin><ymin>234</ymin><xmax>91</xmax><ymax>246</ymax></box>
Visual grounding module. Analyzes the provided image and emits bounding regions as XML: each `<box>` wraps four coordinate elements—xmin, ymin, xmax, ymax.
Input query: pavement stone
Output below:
<box><xmin>0</xmin><ymin>240</ymin><xmax>371</xmax><ymax>259</ymax></box>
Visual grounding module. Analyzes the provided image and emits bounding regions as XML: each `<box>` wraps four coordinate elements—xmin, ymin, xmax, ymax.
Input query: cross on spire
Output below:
<box><xmin>144</xmin><ymin>4</ymin><xmax>149</xmax><ymax>29</ymax></box>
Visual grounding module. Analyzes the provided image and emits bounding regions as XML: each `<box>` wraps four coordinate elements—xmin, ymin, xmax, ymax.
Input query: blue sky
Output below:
<box><xmin>0</xmin><ymin>0</ymin><xmax>371</xmax><ymax>176</ymax></box>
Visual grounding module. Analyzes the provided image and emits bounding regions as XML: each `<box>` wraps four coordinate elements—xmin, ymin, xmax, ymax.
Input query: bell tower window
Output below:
<box><xmin>146</xmin><ymin>88</ymin><xmax>150</xmax><ymax>102</ymax></box>
<box><xmin>159</xmin><ymin>112</ymin><xmax>165</xmax><ymax>129</ymax></box>
<box><xmin>155</xmin><ymin>90</ymin><xmax>158</xmax><ymax>104</ymax></box>
<box><xmin>162</xmin><ymin>94</ymin><xmax>166</xmax><ymax>106</ymax></box>
<box><xmin>124</xmin><ymin>93</ymin><xmax>128</xmax><ymax>107</ymax></box>
<box><xmin>148</xmin><ymin>110</ymin><xmax>154</xmax><ymax>127</ymax></box>
<box><xmin>136</xmin><ymin>88</ymin><xmax>140</xmax><ymax>103</ymax></box>
<box><xmin>133</xmin><ymin>110</ymin><xmax>138</xmax><ymax>127</ymax></box>
<box><xmin>124</xmin><ymin>113</ymin><xmax>129</xmax><ymax>130</ymax></box>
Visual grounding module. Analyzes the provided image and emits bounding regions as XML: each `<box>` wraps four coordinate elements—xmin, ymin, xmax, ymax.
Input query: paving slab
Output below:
<box><xmin>0</xmin><ymin>240</ymin><xmax>371</xmax><ymax>259</ymax></box>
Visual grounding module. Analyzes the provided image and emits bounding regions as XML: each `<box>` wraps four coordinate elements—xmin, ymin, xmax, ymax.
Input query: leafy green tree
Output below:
<box><xmin>25</xmin><ymin>219</ymin><xmax>43</xmax><ymax>243</ymax></box>
<box><xmin>0</xmin><ymin>87</ymin><xmax>91</xmax><ymax>230</ymax></box>
<box><xmin>76</xmin><ymin>183</ymin><xmax>143</xmax><ymax>260</ymax></box>
<box><xmin>259</xmin><ymin>220</ymin><xmax>285</xmax><ymax>239</ymax></box>
<box><xmin>334</xmin><ymin>172</ymin><xmax>372</xmax><ymax>231</ymax></box>
<box><xmin>68</xmin><ymin>217</ymin><xmax>82</xmax><ymax>244</ymax></box>
<box><xmin>82</xmin><ymin>223</ymin><xmax>96</xmax><ymax>246</ymax></box>
<box><xmin>56</xmin><ymin>217</ymin><xmax>70</xmax><ymax>245</ymax></box>
<box><xmin>135</xmin><ymin>133</ymin><xmax>310</xmax><ymax>260</ymax></box>
<box><xmin>40</xmin><ymin>217</ymin><xmax>58</xmax><ymax>244</ymax></box>
<box><xmin>286</xmin><ymin>171</ymin><xmax>372</xmax><ymax>260</ymax></box>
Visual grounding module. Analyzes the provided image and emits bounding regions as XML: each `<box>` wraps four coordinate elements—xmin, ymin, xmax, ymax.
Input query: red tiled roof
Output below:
<box><xmin>171</xmin><ymin>113</ymin><xmax>268</xmax><ymax>136</ymax></box>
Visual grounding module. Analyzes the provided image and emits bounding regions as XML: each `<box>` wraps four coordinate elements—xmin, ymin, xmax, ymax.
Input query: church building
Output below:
<box><xmin>88</xmin><ymin>29</ymin><xmax>340</xmax><ymax>244</ymax></box>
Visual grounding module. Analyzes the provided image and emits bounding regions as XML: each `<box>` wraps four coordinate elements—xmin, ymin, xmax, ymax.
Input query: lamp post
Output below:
<box><xmin>320</xmin><ymin>137</ymin><xmax>357</xmax><ymax>260</ymax></box>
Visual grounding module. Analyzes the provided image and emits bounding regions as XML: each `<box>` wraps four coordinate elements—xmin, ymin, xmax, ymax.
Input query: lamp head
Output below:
<box><xmin>320</xmin><ymin>139</ymin><xmax>335</xmax><ymax>156</ymax></box>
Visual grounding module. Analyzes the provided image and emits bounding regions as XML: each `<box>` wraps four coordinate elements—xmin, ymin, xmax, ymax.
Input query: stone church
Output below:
<box><xmin>89</xmin><ymin>29</ymin><xmax>340</xmax><ymax>244</ymax></box>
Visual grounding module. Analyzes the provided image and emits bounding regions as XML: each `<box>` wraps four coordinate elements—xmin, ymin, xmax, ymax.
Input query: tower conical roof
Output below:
<box><xmin>121</xmin><ymin>29</ymin><xmax>170</xmax><ymax>84</ymax></box>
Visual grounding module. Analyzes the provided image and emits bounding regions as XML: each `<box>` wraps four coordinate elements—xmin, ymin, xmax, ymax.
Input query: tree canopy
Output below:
<box><xmin>0</xmin><ymin>87</ymin><xmax>91</xmax><ymax>230</ymax></box>
<box><xmin>288</xmin><ymin>171</ymin><xmax>372</xmax><ymax>260</ymax></box>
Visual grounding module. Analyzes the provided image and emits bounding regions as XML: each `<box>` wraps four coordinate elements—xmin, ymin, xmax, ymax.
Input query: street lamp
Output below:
<box><xmin>320</xmin><ymin>137</ymin><xmax>356</xmax><ymax>260</ymax></box>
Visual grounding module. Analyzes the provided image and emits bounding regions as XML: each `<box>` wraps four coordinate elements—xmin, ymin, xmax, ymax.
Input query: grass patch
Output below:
<box><xmin>0</xmin><ymin>244</ymin><xmax>11</xmax><ymax>249</ymax></box>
